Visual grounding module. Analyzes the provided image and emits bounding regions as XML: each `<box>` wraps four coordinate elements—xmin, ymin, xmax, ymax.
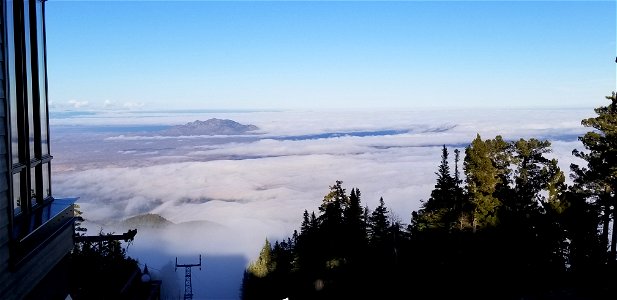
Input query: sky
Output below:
<box><xmin>45</xmin><ymin>0</ymin><xmax>616</xmax><ymax>111</ymax></box>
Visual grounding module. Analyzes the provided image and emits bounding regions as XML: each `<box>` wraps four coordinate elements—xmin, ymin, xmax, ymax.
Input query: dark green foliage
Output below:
<box><xmin>70</xmin><ymin>231</ymin><xmax>140</xmax><ymax>300</ymax></box>
<box><xmin>572</xmin><ymin>92</ymin><xmax>617</xmax><ymax>262</ymax></box>
<box><xmin>368</xmin><ymin>197</ymin><xmax>390</xmax><ymax>246</ymax></box>
<box><xmin>73</xmin><ymin>203</ymin><xmax>87</xmax><ymax>235</ymax></box>
<box><xmin>465</xmin><ymin>135</ymin><xmax>502</xmax><ymax>229</ymax></box>
<box><xmin>241</xmin><ymin>93</ymin><xmax>617</xmax><ymax>299</ymax></box>
<box><xmin>415</xmin><ymin>145</ymin><xmax>469</xmax><ymax>231</ymax></box>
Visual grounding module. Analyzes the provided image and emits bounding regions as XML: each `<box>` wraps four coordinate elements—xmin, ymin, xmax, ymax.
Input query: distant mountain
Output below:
<box><xmin>99</xmin><ymin>213</ymin><xmax>226</xmax><ymax>233</ymax></box>
<box><xmin>118</xmin><ymin>213</ymin><xmax>173</xmax><ymax>229</ymax></box>
<box><xmin>160</xmin><ymin>118</ymin><xmax>259</xmax><ymax>136</ymax></box>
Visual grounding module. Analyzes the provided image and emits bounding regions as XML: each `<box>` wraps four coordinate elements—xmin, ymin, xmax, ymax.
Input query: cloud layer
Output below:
<box><xmin>52</xmin><ymin>108</ymin><xmax>592</xmax><ymax>299</ymax></box>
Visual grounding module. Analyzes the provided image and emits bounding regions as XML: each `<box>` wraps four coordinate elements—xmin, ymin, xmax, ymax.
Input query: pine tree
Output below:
<box><xmin>369</xmin><ymin>197</ymin><xmax>391</xmax><ymax>246</ymax></box>
<box><xmin>429</xmin><ymin>146</ymin><xmax>456</xmax><ymax>210</ymax></box>
<box><xmin>243</xmin><ymin>239</ymin><xmax>278</xmax><ymax>300</ymax></box>
<box><xmin>300</xmin><ymin>209</ymin><xmax>311</xmax><ymax>235</ymax></box>
<box><xmin>344</xmin><ymin>188</ymin><xmax>365</xmax><ymax>232</ymax></box>
<box><xmin>571</xmin><ymin>92</ymin><xmax>617</xmax><ymax>262</ymax></box>
<box><xmin>511</xmin><ymin>138</ymin><xmax>552</xmax><ymax>212</ymax></box>
<box><xmin>452</xmin><ymin>148</ymin><xmax>470</xmax><ymax>229</ymax></box>
<box><xmin>343</xmin><ymin>188</ymin><xmax>367</xmax><ymax>257</ymax></box>
<box><xmin>418</xmin><ymin>145</ymin><xmax>458</xmax><ymax>229</ymax></box>
<box><xmin>319</xmin><ymin>180</ymin><xmax>348</xmax><ymax>228</ymax></box>
<box><xmin>74</xmin><ymin>203</ymin><xmax>87</xmax><ymax>237</ymax></box>
<box><xmin>247</xmin><ymin>239</ymin><xmax>274</xmax><ymax>278</ymax></box>
<box><xmin>464</xmin><ymin>134</ymin><xmax>501</xmax><ymax>230</ymax></box>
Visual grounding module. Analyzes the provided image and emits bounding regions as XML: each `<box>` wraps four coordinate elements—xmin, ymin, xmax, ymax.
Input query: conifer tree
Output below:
<box><xmin>454</xmin><ymin>148</ymin><xmax>462</xmax><ymax>186</ymax></box>
<box><xmin>343</xmin><ymin>188</ymin><xmax>367</xmax><ymax>257</ymax></box>
<box><xmin>369</xmin><ymin>197</ymin><xmax>391</xmax><ymax>245</ymax></box>
<box><xmin>419</xmin><ymin>145</ymin><xmax>457</xmax><ymax>229</ymax></box>
<box><xmin>452</xmin><ymin>148</ymin><xmax>470</xmax><ymax>229</ymax></box>
<box><xmin>300</xmin><ymin>210</ymin><xmax>311</xmax><ymax>235</ymax></box>
<box><xmin>511</xmin><ymin>138</ymin><xmax>552</xmax><ymax>212</ymax></box>
<box><xmin>571</xmin><ymin>91</ymin><xmax>617</xmax><ymax>262</ymax></box>
<box><xmin>247</xmin><ymin>239</ymin><xmax>274</xmax><ymax>278</ymax></box>
<box><xmin>319</xmin><ymin>180</ymin><xmax>348</xmax><ymax>228</ymax></box>
<box><xmin>464</xmin><ymin>134</ymin><xmax>501</xmax><ymax>230</ymax></box>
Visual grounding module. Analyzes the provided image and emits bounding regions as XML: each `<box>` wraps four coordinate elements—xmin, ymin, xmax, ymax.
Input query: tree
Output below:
<box><xmin>571</xmin><ymin>92</ymin><xmax>617</xmax><ymax>262</ymax></box>
<box><xmin>70</xmin><ymin>230</ymin><xmax>140</xmax><ymax>300</ymax></box>
<box><xmin>452</xmin><ymin>148</ymin><xmax>470</xmax><ymax>229</ymax></box>
<box><xmin>74</xmin><ymin>203</ymin><xmax>87</xmax><ymax>236</ymax></box>
<box><xmin>243</xmin><ymin>239</ymin><xmax>285</xmax><ymax>300</ymax></box>
<box><xmin>369</xmin><ymin>197</ymin><xmax>391</xmax><ymax>246</ymax></box>
<box><xmin>428</xmin><ymin>146</ymin><xmax>456</xmax><ymax>226</ymax></box>
<box><xmin>319</xmin><ymin>180</ymin><xmax>348</xmax><ymax>229</ymax></box>
<box><xmin>247</xmin><ymin>239</ymin><xmax>274</xmax><ymax>278</ymax></box>
<box><xmin>343</xmin><ymin>188</ymin><xmax>367</xmax><ymax>258</ymax></box>
<box><xmin>464</xmin><ymin>135</ymin><xmax>502</xmax><ymax>230</ymax></box>
<box><xmin>416</xmin><ymin>145</ymin><xmax>463</xmax><ymax>230</ymax></box>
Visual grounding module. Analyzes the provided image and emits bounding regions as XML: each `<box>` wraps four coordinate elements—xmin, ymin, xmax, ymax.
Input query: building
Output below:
<box><xmin>0</xmin><ymin>0</ymin><xmax>76</xmax><ymax>299</ymax></box>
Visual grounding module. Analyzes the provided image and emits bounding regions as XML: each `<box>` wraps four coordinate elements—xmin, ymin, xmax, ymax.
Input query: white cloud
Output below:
<box><xmin>123</xmin><ymin>101</ymin><xmax>145</xmax><ymax>109</ymax></box>
<box><xmin>52</xmin><ymin>108</ymin><xmax>594</xmax><ymax>299</ymax></box>
<box><xmin>67</xmin><ymin>99</ymin><xmax>89</xmax><ymax>108</ymax></box>
<box><xmin>103</xmin><ymin>99</ymin><xmax>115</xmax><ymax>108</ymax></box>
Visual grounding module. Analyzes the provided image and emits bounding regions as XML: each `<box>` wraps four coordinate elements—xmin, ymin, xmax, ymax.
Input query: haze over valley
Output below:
<box><xmin>51</xmin><ymin>108</ymin><xmax>591</xmax><ymax>299</ymax></box>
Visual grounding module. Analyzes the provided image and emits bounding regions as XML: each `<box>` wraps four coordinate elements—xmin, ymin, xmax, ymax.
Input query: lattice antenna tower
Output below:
<box><xmin>175</xmin><ymin>255</ymin><xmax>202</xmax><ymax>300</ymax></box>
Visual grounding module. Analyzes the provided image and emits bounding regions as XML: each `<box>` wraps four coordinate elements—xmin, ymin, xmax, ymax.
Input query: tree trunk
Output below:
<box><xmin>611</xmin><ymin>195</ymin><xmax>617</xmax><ymax>263</ymax></box>
<box><xmin>601</xmin><ymin>195</ymin><xmax>611</xmax><ymax>262</ymax></box>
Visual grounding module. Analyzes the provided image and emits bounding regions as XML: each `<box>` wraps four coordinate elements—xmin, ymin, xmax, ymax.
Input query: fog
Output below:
<box><xmin>52</xmin><ymin>108</ymin><xmax>591</xmax><ymax>299</ymax></box>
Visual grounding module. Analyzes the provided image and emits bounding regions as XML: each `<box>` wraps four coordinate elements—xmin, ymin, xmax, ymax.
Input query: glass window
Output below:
<box><xmin>42</xmin><ymin>163</ymin><xmax>50</xmax><ymax>199</ymax></box>
<box><xmin>7</xmin><ymin>0</ymin><xmax>20</xmax><ymax>165</ymax></box>
<box><xmin>12</xmin><ymin>173</ymin><xmax>22</xmax><ymax>215</ymax></box>
<box><xmin>36</xmin><ymin>0</ymin><xmax>49</xmax><ymax>156</ymax></box>
<box><xmin>23</xmin><ymin>0</ymin><xmax>35</xmax><ymax>160</ymax></box>
<box><xmin>30</xmin><ymin>167</ymin><xmax>37</xmax><ymax>204</ymax></box>
<box><xmin>7</xmin><ymin>0</ymin><xmax>55</xmax><ymax>239</ymax></box>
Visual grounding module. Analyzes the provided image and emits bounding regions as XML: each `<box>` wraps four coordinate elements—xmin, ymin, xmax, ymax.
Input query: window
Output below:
<box><xmin>6</xmin><ymin>0</ymin><xmax>53</xmax><ymax>240</ymax></box>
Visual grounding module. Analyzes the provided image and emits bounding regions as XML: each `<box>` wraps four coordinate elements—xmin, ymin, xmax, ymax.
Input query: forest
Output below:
<box><xmin>241</xmin><ymin>93</ymin><xmax>617</xmax><ymax>300</ymax></box>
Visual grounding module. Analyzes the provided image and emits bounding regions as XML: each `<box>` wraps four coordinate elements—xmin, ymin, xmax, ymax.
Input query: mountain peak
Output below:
<box><xmin>161</xmin><ymin>118</ymin><xmax>259</xmax><ymax>136</ymax></box>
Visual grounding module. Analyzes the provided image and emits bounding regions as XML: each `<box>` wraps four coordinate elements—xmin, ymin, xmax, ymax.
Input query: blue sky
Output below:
<box><xmin>45</xmin><ymin>1</ymin><xmax>616</xmax><ymax>110</ymax></box>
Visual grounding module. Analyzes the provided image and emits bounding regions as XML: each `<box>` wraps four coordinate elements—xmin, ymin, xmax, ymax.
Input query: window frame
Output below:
<box><xmin>5</xmin><ymin>0</ymin><xmax>56</xmax><ymax>253</ymax></box>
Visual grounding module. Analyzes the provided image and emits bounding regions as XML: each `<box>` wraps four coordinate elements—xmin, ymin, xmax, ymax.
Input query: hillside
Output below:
<box><xmin>118</xmin><ymin>213</ymin><xmax>174</xmax><ymax>229</ymax></box>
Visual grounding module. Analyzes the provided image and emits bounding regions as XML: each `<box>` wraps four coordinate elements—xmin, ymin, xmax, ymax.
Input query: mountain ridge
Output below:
<box><xmin>159</xmin><ymin>118</ymin><xmax>259</xmax><ymax>136</ymax></box>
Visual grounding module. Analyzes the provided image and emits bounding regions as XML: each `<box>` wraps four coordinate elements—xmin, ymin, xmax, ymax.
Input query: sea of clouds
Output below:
<box><xmin>50</xmin><ymin>108</ymin><xmax>592</xmax><ymax>299</ymax></box>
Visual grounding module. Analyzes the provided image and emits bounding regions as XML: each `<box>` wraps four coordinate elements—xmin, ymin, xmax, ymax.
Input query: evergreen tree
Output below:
<box><xmin>571</xmin><ymin>92</ymin><xmax>617</xmax><ymax>262</ymax></box>
<box><xmin>247</xmin><ymin>239</ymin><xmax>274</xmax><ymax>278</ymax></box>
<box><xmin>464</xmin><ymin>134</ymin><xmax>501</xmax><ymax>230</ymax></box>
<box><xmin>511</xmin><ymin>138</ymin><xmax>552</xmax><ymax>212</ymax></box>
<box><xmin>452</xmin><ymin>148</ymin><xmax>470</xmax><ymax>229</ymax></box>
<box><xmin>300</xmin><ymin>209</ymin><xmax>311</xmax><ymax>235</ymax></box>
<box><xmin>343</xmin><ymin>188</ymin><xmax>367</xmax><ymax>257</ymax></box>
<box><xmin>319</xmin><ymin>180</ymin><xmax>348</xmax><ymax>228</ymax></box>
<box><xmin>416</xmin><ymin>145</ymin><xmax>460</xmax><ymax>230</ymax></box>
<box><xmin>369</xmin><ymin>197</ymin><xmax>391</xmax><ymax>246</ymax></box>
<box><xmin>242</xmin><ymin>239</ymin><xmax>277</xmax><ymax>300</ymax></box>
<box><xmin>344</xmin><ymin>188</ymin><xmax>365</xmax><ymax>233</ymax></box>
<box><xmin>454</xmin><ymin>148</ymin><xmax>462</xmax><ymax>186</ymax></box>
<box><xmin>73</xmin><ymin>203</ymin><xmax>87</xmax><ymax>236</ymax></box>
<box><xmin>70</xmin><ymin>231</ymin><xmax>140</xmax><ymax>300</ymax></box>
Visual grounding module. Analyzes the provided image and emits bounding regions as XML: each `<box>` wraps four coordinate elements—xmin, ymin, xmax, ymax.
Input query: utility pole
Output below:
<box><xmin>175</xmin><ymin>255</ymin><xmax>202</xmax><ymax>300</ymax></box>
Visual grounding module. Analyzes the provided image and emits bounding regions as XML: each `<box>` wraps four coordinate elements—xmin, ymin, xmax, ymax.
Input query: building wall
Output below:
<box><xmin>0</xmin><ymin>1</ymin><xmax>74</xmax><ymax>299</ymax></box>
<box><xmin>0</xmin><ymin>0</ymin><xmax>12</xmax><ymax>295</ymax></box>
<box><xmin>0</xmin><ymin>226</ymin><xmax>74</xmax><ymax>300</ymax></box>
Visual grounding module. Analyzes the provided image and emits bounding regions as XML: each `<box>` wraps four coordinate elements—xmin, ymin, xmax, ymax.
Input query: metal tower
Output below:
<box><xmin>175</xmin><ymin>255</ymin><xmax>202</xmax><ymax>300</ymax></box>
